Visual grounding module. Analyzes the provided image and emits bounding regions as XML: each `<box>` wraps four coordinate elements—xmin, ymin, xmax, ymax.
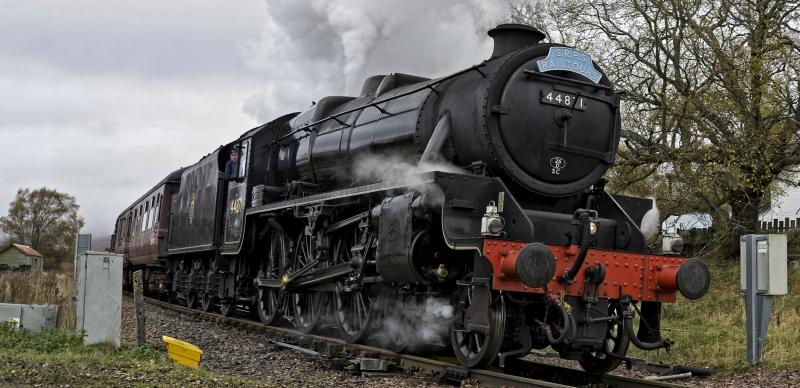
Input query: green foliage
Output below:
<box><xmin>124</xmin><ymin>345</ymin><xmax>163</xmax><ymax>361</ymax></box>
<box><xmin>0</xmin><ymin>323</ymin><xmax>83</xmax><ymax>353</ymax></box>
<box><xmin>0</xmin><ymin>187</ymin><xmax>85</xmax><ymax>266</ymax></box>
<box><xmin>0</xmin><ymin>325</ymin><xmax>262</xmax><ymax>386</ymax></box>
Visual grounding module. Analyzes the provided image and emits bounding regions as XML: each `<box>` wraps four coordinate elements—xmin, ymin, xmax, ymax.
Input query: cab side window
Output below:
<box><xmin>238</xmin><ymin>141</ymin><xmax>249</xmax><ymax>178</ymax></box>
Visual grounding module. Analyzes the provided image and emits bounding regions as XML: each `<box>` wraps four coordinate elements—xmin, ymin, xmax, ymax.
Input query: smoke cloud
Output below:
<box><xmin>373</xmin><ymin>296</ymin><xmax>455</xmax><ymax>352</ymax></box>
<box><xmin>243</xmin><ymin>0</ymin><xmax>510</xmax><ymax>121</ymax></box>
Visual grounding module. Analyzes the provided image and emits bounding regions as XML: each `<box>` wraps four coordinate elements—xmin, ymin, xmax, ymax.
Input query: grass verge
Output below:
<box><xmin>0</xmin><ymin>323</ymin><xmax>265</xmax><ymax>386</ymax></box>
<box><xmin>629</xmin><ymin>261</ymin><xmax>800</xmax><ymax>372</ymax></box>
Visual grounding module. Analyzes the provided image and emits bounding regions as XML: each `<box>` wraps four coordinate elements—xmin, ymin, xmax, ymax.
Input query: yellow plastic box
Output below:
<box><xmin>162</xmin><ymin>336</ymin><xmax>203</xmax><ymax>368</ymax></box>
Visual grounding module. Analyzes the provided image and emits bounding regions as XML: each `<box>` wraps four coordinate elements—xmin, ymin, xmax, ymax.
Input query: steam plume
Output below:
<box><xmin>244</xmin><ymin>0</ymin><xmax>510</xmax><ymax>121</ymax></box>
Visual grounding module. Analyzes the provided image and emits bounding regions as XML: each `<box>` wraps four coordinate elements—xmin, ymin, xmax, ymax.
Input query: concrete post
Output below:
<box><xmin>133</xmin><ymin>270</ymin><xmax>146</xmax><ymax>346</ymax></box>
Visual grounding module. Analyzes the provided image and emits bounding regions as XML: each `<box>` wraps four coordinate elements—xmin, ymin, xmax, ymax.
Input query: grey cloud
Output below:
<box><xmin>0</xmin><ymin>1</ymin><xmax>267</xmax><ymax>237</ymax></box>
<box><xmin>0</xmin><ymin>0</ymin><xmax>266</xmax><ymax>79</ymax></box>
<box><xmin>0</xmin><ymin>0</ymin><xmax>518</xmax><ymax>242</ymax></box>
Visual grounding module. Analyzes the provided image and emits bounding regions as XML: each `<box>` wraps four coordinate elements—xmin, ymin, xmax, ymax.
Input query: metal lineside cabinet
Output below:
<box><xmin>75</xmin><ymin>251</ymin><xmax>123</xmax><ymax>347</ymax></box>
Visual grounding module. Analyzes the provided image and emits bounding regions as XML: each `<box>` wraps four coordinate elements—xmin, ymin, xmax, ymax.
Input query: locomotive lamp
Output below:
<box><xmin>589</xmin><ymin>221</ymin><xmax>598</xmax><ymax>235</ymax></box>
<box><xmin>481</xmin><ymin>201</ymin><xmax>505</xmax><ymax>236</ymax></box>
<box><xmin>661</xmin><ymin>227</ymin><xmax>684</xmax><ymax>255</ymax></box>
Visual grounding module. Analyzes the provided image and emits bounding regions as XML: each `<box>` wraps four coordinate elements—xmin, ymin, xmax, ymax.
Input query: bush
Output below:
<box><xmin>0</xmin><ymin>322</ymin><xmax>82</xmax><ymax>353</ymax></box>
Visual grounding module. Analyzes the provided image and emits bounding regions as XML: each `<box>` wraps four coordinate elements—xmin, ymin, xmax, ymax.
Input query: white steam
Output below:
<box><xmin>640</xmin><ymin>197</ymin><xmax>661</xmax><ymax>243</ymax></box>
<box><xmin>243</xmin><ymin>0</ymin><xmax>510</xmax><ymax>121</ymax></box>
<box><xmin>351</xmin><ymin>152</ymin><xmax>464</xmax><ymax>186</ymax></box>
<box><xmin>375</xmin><ymin>296</ymin><xmax>455</xmax><ymax>351</ymax></box>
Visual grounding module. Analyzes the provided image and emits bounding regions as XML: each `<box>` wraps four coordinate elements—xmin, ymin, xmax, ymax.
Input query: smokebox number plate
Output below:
<box><xmin>540</xmin><ymin>89</ymin><xmax>586</xmax><ymax>111</ymax></box>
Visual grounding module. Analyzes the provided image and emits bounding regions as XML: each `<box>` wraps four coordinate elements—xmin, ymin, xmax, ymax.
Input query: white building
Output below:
<box><xmin>662</xmin><ymin>187</ymin><xmax>800</xmax><ymax>231</ymax></box>
<box><xmin>760</xmin><ymin>188</ymin><xmax>800</xmax><ymax>224</ymax></box>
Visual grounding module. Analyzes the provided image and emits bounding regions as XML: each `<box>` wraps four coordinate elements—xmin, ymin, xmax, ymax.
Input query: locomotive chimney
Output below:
<box><xmin>488</xmin><ymin>24</ymin><xmax>546</xmax><ymax>58</ymax></box>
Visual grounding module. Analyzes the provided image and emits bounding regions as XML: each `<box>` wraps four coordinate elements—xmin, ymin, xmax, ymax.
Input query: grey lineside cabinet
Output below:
<box><xmin>75</xmin><ymin>251</ymin><xmax>123</xmax><ymax>347</ymax></box>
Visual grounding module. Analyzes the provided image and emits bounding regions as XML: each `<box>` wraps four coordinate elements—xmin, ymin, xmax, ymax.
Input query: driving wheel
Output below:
<box><xmin>257</xmin><ymin>229</ymin><xmax>287</xmax><ymax>325</ymax></box>
<box><xmin>290</xmin><ymin>232</ymin><xmax>324</xmax><ymax>333</ymax></box>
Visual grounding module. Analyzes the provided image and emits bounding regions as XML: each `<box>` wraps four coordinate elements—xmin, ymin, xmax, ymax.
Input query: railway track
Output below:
<box><xmin>137</xmin><ymin>295</ymin><xmax>685</xmax><ymax>388</ymax></box>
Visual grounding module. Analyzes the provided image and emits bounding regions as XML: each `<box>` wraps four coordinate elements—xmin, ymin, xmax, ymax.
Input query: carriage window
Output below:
<box><xmin>149</xmin><ymin>196</ymin><xmax>157</xmax><ymax>228</ymax></box>
<box><xmin>156</xmin><ymin>194</ymin><xmax>162</xmax><ymax>226</ymax></box>
<box><xmin>139</xmin><ymin>205</ymin><xmax>145</xmax><ymax>232</ymax></box>
<box><xmin>143</xmin><ymin>202</ymin><xmax>150</xmax><ymax>231</ymax></box>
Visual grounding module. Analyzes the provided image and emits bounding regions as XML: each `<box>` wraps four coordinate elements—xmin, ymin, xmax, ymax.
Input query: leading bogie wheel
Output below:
<box><xmin>578</xmin><ymin>302</ymin><xmax>629</xmax><ymax>374</ymax></box>
<box><xmin>450</xmin><ymin>282</ymin><xmax>506</xmax><ymax>368</ymax></box>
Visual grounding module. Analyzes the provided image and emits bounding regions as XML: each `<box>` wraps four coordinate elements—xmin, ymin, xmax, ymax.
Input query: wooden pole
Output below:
<box><xmin>133</xmin><ymin>270</ymin><xmax>146</xmax><ymax>346</ymax></box>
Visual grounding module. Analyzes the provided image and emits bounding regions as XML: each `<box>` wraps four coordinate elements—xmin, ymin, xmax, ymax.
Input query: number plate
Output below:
<box><xmin>540</xmin><ymin>89</ymin><xmax>586</xmax><ymax>111</ymax></box>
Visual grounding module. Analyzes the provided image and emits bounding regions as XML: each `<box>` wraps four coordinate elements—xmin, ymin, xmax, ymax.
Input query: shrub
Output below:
<box><xmin>0</xmin><ymin>322</ymin><xmax>82</xmax><ymax>353</ymax></box>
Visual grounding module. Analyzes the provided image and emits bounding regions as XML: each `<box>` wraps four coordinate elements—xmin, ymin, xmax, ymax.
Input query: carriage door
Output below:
<box><xmin>223</xmin><ymin>138</ymin><xmax>250</xmax><ymax>251</ymax></box>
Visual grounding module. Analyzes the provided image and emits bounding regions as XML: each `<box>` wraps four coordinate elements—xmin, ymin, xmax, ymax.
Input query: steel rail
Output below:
<box><xmin>137</xmin><ymin>295</ymin><xmax>686</xmax><ymax>388</ymax></box>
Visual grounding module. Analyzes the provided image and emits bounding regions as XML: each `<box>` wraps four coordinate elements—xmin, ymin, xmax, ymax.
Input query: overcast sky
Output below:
<box><xmin>0</xmin><ymin>0</ymin><xmax>510</xmax><ymax>243</ymax></box>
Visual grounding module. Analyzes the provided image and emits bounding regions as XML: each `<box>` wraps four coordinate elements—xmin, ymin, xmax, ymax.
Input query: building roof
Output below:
<box><xmin>0</xmin><ymin>243</ymin><xmax>44</xmax><ymax>258</ymax></box>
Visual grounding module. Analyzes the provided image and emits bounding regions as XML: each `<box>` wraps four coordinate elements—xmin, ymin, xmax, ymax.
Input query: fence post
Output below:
<box><xmin>133</xmin><ymin>270</ymin><xmax>146</xmax><ymax>346</ymax></box>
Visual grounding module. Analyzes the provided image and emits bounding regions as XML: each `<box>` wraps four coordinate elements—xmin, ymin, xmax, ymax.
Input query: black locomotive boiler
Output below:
<box><xmin>111</xmin><ymin>24</ymin><xmax>710</xmax><ymax>374</ymax></box>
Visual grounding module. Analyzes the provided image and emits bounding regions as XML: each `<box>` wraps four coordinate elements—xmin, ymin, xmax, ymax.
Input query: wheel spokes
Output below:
<box><xmin>450</xmin><ymin>283</ymin><xmax>505</xmax><ymax>368</ymax></box>
<box><xmin>290</xmin><ymin>232</ymin><xmax>322</xmax><ymax>332</ymax></box>
<box><xmin>578</xmin><ymin>303</ymin><xmax>630</xmax><ymax>374</ymax></box>
<box><xmin>333</xmin><ymin>225</ymin><xmax>376</xmax><ymax>342</ymax></box>
<box><xmin>257</xmin><ymin>230</ymin><xmax>286</xmax><ymax>326</ymax></box>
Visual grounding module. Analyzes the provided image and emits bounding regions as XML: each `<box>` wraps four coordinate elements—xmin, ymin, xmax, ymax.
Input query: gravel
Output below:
<box><xmin>120</xmin><ymin>296</ymin><xmax>447</xmax><ymax>387</ymax></box>
<box><xmin>122</xmin><ymin>297</ymin><xmax>800</xmax><ymax>387</ymax></box>
<box><xmin>525</xmin><ymin>351</ymin><xmax>800</xmax><ymax>387</ymax></box>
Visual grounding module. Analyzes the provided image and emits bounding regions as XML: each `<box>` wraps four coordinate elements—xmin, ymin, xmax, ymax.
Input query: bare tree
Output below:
<box><xmin>0</xmin><ymin>188</ymin><xmax>85</xmax><ymax>264</ymax></box>
<box><xmin>509</xmin><ymin>0</ymin><xmax>800</xmax><ymax>258</ymax></box>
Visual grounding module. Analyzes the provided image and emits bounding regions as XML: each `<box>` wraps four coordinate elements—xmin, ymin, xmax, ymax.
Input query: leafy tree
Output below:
<box><xmin>509</xmin><ymin>0</ymin><xmax>800</xmax><ymax>258</ymax></box>
<box><xmin>0</xmin><ymin>188</ymin><xmax>85</xmax><ymax>265</ymax></box>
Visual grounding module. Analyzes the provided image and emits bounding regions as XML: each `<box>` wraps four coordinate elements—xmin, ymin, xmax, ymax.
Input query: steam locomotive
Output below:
<box><xmin>111</xmin><ymin>24</ymin><xmax>710</xmax><ymax>374</ymax></box>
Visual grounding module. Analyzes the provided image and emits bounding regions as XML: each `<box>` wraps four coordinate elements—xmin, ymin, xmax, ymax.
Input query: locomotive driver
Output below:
<box><xmin>224</xmin><ymin>148</ymin><xmax>239</xmax><ymax>182</ymax></box>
